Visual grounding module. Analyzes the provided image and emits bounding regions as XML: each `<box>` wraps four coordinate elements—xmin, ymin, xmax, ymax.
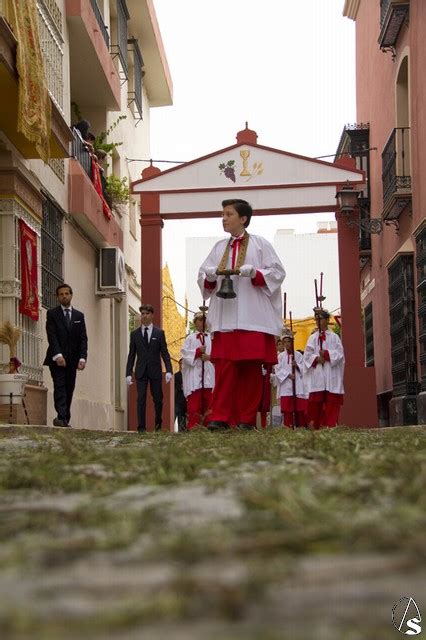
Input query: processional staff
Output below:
<box><xmin>289</xmin><ymin>310</ymin><xmax>297</xmax><ymax>430</ymax></box>
<box><xmin>199</xmin><ymin>300</ymin><xmax>209</xmax><ymax>422</ymax></box>
<box><xmin>314</xmin><ymin>272</ymin><xmax>326</xmax><ymax>365</ymax></box>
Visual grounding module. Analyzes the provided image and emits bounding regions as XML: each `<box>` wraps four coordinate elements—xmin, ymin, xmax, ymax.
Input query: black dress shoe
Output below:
<box><xmin>155</xmin><ymin>424</ymin><xmax>162</xmax><ymax>432</ymax></box>
<box><xmin>137</xmin><ymin>427</ymin><xmax>146</xmax><ymax>433</ymax></box>
<box><xmin>207</xmin><ymin>421</ymin><xmax>230</xmax><ymax>431</ymax></box>
<box><xmin>237</xmin><ymin>423</ymin><xmax>256</xmax><ymax>431</ymax></box>
<box><xmin>53</xmin><ymin>418</ymin><xmax>68</xmax><ymax>427</ymax></box>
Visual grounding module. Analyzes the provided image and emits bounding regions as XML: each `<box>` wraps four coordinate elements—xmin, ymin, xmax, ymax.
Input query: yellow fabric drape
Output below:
<box><xmin>10</xmin><ymin>0</ymin><xmax>51</xmax><ymax>162</ymax></box>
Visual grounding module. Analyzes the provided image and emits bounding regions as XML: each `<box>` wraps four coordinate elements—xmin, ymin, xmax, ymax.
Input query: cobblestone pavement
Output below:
<box><xmin>0</xmin><ymin>425</ymin><xmax>424</xmax><ymax>639</ymax></box>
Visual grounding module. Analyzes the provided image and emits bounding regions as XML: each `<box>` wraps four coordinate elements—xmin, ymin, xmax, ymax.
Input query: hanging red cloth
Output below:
<box><xmin>91</xmin><ymin>157</ymin><xmax>112</xmax><ymax>220</ymax></box>
<box><xmin>19</xmin><ymin>219</ymin><xmax>39</xmax><ymax>321</ymax></box>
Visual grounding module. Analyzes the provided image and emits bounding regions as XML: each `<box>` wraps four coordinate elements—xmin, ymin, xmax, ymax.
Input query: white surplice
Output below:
<box><xmin>180</xmin><ymin>332</ymin><xmax>215</xmax><ymax>398</ymax></box>
<box><xmin>303</xmin><ymin>330</ymin><xmax>345</xmax><ymax>394</ymax></box>
<box><xmin>197</xmin><ymin>234</ymin><xmax>285</xmax><ymax>336</ymax></box>
<box><xmin>274</xmin><ymin>350</ymin><xmax>307</xmax><ymax>399</ymax></box>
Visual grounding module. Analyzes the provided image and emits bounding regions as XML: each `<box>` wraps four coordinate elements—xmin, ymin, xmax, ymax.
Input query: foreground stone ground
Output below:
<box><xmin>0</xmin><ymin>425</ymin><xmax>424</xmax><ymax>640</ymax></box>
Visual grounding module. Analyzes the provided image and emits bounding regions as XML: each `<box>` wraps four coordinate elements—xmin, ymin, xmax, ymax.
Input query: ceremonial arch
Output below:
<box><xmin>131</xmin><ymin>126</ymin><xmax>378</xmax><ymax>428</ymax></box>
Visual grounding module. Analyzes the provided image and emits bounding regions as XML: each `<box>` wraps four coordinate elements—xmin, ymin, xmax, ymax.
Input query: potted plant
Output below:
<box><xmin>0</xmin><ymin>321</ymin><xmax>28</xmax><ymax>405</ymax></box>
<box><xmin>105</xmin><ymin>175</ymin><xmax>131</xmax><ymax>206</ymax></box>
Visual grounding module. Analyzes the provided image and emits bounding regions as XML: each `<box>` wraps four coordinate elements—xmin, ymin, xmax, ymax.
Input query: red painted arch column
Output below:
<box><xmin>336</xmin><ymin>209</ymin><xmax>378</xmax><ymax>427</ymax></box>
<box><xmin>135</xmin><ymin>166</ymin><xmax>174</xmax><ymax>432</ymax></box>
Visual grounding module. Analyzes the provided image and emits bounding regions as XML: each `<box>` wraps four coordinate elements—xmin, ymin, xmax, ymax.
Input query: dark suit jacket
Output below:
<box><xmin>43</xmin><ymin>306</ymin><xmax>88</xmax><ymax>368</ymax></box>
<box><xmin>126</xmin><ymin>326</ymin><xmax>172</xmax><ymax>380</ymax></box>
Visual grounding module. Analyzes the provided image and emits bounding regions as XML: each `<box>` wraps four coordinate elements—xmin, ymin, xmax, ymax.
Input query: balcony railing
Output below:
<box><xmin>379</xmin><ymin>0</ymin><xmax>409</xmax><ymax>53</ymax></box>
<box><xmin>90</xmin><ymin>0</ymin><xmax>109</xmax><ymax>48</ymax></box>
<box><xmin>381</xmin><ymin>127</ymin><xmax>411</xmax><ymax>219</ymax></box>
<box><xmin>71</xmin><ymin>128</ymin><xmax>91</xmax><ymax>179</ymax></box>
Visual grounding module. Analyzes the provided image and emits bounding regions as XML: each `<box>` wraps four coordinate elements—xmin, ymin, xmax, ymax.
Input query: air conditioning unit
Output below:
<box><xmin>97</xmin><ymin>247</ymin><xmax>126</xmax><ymax>294</ymax></box>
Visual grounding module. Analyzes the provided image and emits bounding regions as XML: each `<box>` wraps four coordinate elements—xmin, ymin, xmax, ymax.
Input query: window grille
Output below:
<box><xmin>36</xmin><ymin>0</ymin><xmax>64</xmax><ymax>113</ymax></box>
<box><xmin>388</xmin><ymin>255</ymin><xmax>418</xmax><ymax>396</ymax></box>
<box><xmin>416</xmin><ymin>227</ymin><xmax>426</xmax><ymax>391</ymax></box>
<box><xmin>48</xmin><ymin>158</ymin><xmax>65</xmax><ymax>182</ymax></box>
<box><xmin>111</xmin><ymin>0</ymin><xmax>129</xmax><ymax>80</ymax></box>
<box><xmin>127</xmin><ymin>37</ymin><xmax>143</xmax><ymax>122</ymax></box>
<box><xmin>41</xmin><ymin>196</ymin><xmax>64</xmax><ymax>311</ymax></box>
<box><xmin>364</xmin><ymin>302</ymin><xmax>374</xmax><ymax>367</ymax></box>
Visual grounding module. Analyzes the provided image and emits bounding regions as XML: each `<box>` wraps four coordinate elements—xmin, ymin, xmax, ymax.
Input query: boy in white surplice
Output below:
<box><xmin>180</xmin><ymin>312</ymin><xmax>215</xmax><ymax>429</ymax></box>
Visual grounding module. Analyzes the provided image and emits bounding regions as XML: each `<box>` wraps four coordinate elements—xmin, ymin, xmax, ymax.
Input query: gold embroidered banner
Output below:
<box><xmin>10</xmin><ymin>0</ymin><xmax>51</xmax><ymax>162</ymax></box>
<box><xmin>19</xmin><ymin>219</ymin><xmax>39</xmax><ymax>321</ymax></box>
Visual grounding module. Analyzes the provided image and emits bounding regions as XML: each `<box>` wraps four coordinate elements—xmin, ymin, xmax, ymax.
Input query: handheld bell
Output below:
<box><xmin>216</xmin><ymin>273</ymin><xmax>237</xmax><ymax>299</ymax></box>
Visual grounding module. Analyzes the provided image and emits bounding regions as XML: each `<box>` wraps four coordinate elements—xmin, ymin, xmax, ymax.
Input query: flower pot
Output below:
<box><xmin>0</xmin><ymin>373</ymin><xmax>28</xmax><ymax>405</ymax></box>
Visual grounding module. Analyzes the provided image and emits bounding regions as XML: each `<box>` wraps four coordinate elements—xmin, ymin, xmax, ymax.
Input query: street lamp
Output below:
<box><xmin>335</xmin><ymin>181</ymin><xmax>386</xmax><ymax>234</ymax></box>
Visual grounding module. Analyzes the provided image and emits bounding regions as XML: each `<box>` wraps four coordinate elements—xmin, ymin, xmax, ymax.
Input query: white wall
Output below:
<box><xmin>273</xmin><ymin>227</ymin><xmax>340</xmax><ymax>318</ymax></box>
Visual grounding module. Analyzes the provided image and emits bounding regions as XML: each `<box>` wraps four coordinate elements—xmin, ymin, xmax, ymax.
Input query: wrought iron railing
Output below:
<box><xmin>90</xmin><ymin>0</ymin><xmax>109</xmax><ymax>47</ymax></box>
<box><xmin>71</xmin><ymin>128</ymin><xmax>92</xmax><ymax>179</ymax></box>
<box><xmin>381</xmin><ymin>127</ymin><xmax>411</xmax><ymax>205</ymax></box>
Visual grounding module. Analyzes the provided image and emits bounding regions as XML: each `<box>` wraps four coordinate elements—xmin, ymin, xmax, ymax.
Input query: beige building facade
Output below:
<box><xmin>0</xmin><ymin>0</ymin><xmax>172</xmax><ymax>429</ymax></box>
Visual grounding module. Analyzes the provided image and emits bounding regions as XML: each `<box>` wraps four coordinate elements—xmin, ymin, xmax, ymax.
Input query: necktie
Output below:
<box><xmin>144</xmin><ymin>326</ymin><xmax>149</xmax><ymax>346</ymax></box>
<box><xmin>196</xmin><ymin>332</ymin><xmax>205</xmax><ymax>345</ymax></box>
<box><xmin>230</xmin><ymin>237</ymin><xmax>243</xmax><ymax>269</ymax></box>
<box><xmin>65</xmin><ymin>309</ymin><xmax>71</xmax><ymax>328</ymax></box>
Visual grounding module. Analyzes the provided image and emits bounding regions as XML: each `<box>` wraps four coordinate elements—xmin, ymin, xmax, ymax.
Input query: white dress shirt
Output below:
<box><xmin>141</xmin><ymin>323</ymin><xmax>153</xmax><ymax>342</ymax></box>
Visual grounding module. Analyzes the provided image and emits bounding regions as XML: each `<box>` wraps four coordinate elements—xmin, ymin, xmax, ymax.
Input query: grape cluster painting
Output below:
<box><xmin>218</xmin><ymin>160</ymin><xmax>236</xmax><ymax>182</ymax></box>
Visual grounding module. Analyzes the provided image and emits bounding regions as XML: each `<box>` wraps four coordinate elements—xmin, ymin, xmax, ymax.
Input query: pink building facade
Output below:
<box><xmin>338</xmin><ymin>0</ymin><xmax>425</xmax><ymax>425</ymax></box>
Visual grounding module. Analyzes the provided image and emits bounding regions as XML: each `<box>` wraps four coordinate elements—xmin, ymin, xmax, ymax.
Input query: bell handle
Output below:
<box><xmin>216</xmin><ymin>268</ymin><xmax>240</xmax><ymax>276</ymax></box>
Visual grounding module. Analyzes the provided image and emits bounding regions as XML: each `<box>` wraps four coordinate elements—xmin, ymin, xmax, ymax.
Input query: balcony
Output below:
<box><xmin>69</xmin><ymin>158</ymin><xmax>123</xmax><ymax>249</ymax></box>
<box><xmin>381</xmin><ymin>127</ymin><xmax>411</xmax><ymax>221</ymax></box>
<box><xmin>0</xmin><ymin>12</ymin><xmax>71</xmax><ymax>159</ymax></box>
<box><xmin>66</xmin><ymin>0</ymin><xmax>120</xmax><ymax>110</ymax></box>
<box><xmin>378</xmin><ymin>0</ymin><xmax>409</xmax><ymax>54</ymax></box>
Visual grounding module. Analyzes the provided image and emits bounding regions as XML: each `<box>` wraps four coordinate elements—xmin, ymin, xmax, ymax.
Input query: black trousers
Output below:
<box><xmin>136</xmin><ymin>376</ymin><xmax>163</xmax><ymax>429</ymax></box>
<box><xmin>49</xmin><ymin>364</ymin><xmax>77</xmax><ymax>422</ymax></box>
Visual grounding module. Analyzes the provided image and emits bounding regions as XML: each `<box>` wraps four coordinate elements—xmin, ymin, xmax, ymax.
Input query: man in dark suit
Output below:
<box><xmin>44</xmin><ymin>284</ymin><xmax>88</xmax><ymax>427</ymax></box>
<box><xmin>126</xmin><ymin>303</ymin><xmax>173</xmax><ymax>432</ymax></box>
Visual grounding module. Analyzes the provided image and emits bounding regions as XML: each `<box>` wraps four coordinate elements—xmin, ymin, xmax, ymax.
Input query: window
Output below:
<box><xmin>41</xmin><ymin>196</ymin><xmax>64</xmax><ymax>310</ymax></box>
<box><xmin>416</xmin><ymin>226</ymin><xmax>426</xmax><ymax>391</ymax></box>
<box><xmin>129</xmin><ymin>307</ymin><xmax>139</xmax><ymax>333</ymax></box>
<box><xmin>388</xmin><ymin>255</ymin><xmax>418</xmax><ymax>396</ymax></box>
<box><xmin>364</xmin><ymin>302</ymin><xmax>374</xmax><ymax>367</ymax></box>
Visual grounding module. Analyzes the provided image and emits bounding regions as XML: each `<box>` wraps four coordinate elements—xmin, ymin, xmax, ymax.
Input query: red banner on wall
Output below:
<box><xmin>19</xmin><ymin>219</ymin><xmax>39</xmax><ymax>321</ymax></box>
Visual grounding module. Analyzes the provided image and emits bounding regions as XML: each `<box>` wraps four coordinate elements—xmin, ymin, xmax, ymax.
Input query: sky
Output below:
<box><xmin>148</xmin><ymin>0</ymin><xmax>356</xmax><ymax>308</ymax></box>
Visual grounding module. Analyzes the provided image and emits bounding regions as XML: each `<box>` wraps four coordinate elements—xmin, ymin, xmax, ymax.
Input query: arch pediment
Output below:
<box><xmin>132</xmin><ymin>141</ymin><xmax>364</xmax><ymax>217</ymax></box>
